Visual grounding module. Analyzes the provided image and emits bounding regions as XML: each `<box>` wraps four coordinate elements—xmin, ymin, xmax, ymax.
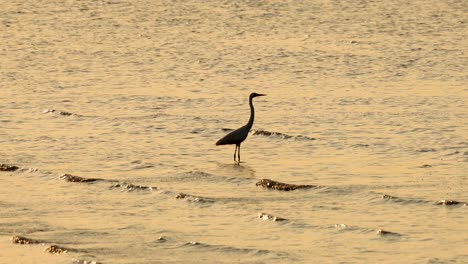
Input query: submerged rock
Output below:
<box><xmin>0</xmin><ymin>164</ymin><xmax>19</xmax><ymax>171</ymax></box>
<box><xmin>59</xmin><ymin>173</ymin><xmax>102</xmax><ymax>183</ymax></box>
<box><xmin>11</xmin><ymin>236</ymin><xmax>43</xmax><ymax>245</ymax></box>
<box><xmin>257</xmin><ymin>212</ymin><xmax>287</xmax><ymax>221</ymax></box>
<box><xmin>256</xmin><ymin>179</ymin><xmax>318</xmax><ymax>191</ymax></box>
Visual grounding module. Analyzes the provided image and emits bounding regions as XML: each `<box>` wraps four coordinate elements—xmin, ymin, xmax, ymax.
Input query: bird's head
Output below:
<box><xmin>250</xmin><ymin>92</ymin><xmax>266</xmax><ymax>99</ymax></box>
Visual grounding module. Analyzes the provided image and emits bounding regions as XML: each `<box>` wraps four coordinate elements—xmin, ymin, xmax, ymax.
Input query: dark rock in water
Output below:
<box><xmin>257</xmin><ymin>212</ymin><xmax>287</xmax><ymax>221</ymax></box>
<box><xmin>256</xmin><ymin>179</ymin><xmax>318</xmax><ymax>191</ymax></box>
<box><xmin>376</xmin><ymin>229</ymin><xmax>401</xmax><ymax>236</ymax></box>
<box><xmin>0</xmin><ymin>164</ymin><xmax>19</xmax><ymax>171</ymax></box>
<box><xmin>221</xmin><ymin>128</ymin><xmax>234</xmax><ymax>132</ymax></box>
<box><xmin>111</xmin><ymin>183</ymin><xmax>157</xmax><ymax>191</ymax></box>
<box><xmin>59</xmin><ymin>173</ymin><xmax>102</xmax><ymax>183</ymax></box>
<box><xmin>436</xmin><ymin>200</ymin><xmax>466</xmax><ymax>206</ymax></box>
<box><xmin>44</xmin><ymin>245</ymin><xmax>70</xmax><ymax>254</ymax></box>
<box><xmin>11</xmin><ymin>236</ymin><xmax>43</xmax><ymax>244</ymax></box>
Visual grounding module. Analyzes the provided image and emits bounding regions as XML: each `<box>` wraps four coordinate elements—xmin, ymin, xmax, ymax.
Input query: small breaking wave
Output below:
<box><xmin>43</xmin><ymin>109</ymin><xmax>80</xmax><ymax>117</ymax></box>
<box><xmin>378</xmin><ymin>193</ymin><xmax>466</xmax><ymax>207</ymax></box>
<box><xmin>110</xmin><ymin>182</ymin><xmax>159</xmax><ymax>191</ymax></box>
<box><xmin>257</xmin><ymin>212</ymin><xmax>287</xmax><ymax>222</ymax></box>
<box><xmin>56</xmin><ymin>173</ymin><xmax>157</xmax><ymax>191</ymax></box>
<box><xmin>330</xmin><ymin>225</ymin><xmax>402</xmax><ymax>238</ymax></box>
<box><xmin>252</xmin><ymin>129</ymin><xmax>316</xmax><ymax>141</ymax></box>
<box><xmin>59</xmin><ymin>173</ymin><xmax>104</xmax><ymax>183</ymax></box>
<box><xmin>175</xmin><ymin>192</ymin><xmax>215</xmax><ymax>203</ymax></box>
<box><xmin>0</xmin><ymin>164</ymin><xmax>38</xmax><ymax>173</ymax></box>
<box><xmin>219</xmin><ymin>128</ymin><xmax>316</xmax><ymax>141</ymax></box>
<box><xmin>181</xmin><ymin>241</ymin><xmax>288</xmax><ymax>257</ymax></box>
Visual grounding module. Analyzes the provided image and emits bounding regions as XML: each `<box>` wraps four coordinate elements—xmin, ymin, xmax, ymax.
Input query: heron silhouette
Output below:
<box><xmin>216</xmin><ymin>92</ymin><xmax>266</xmax><ymax>163</ymax></box>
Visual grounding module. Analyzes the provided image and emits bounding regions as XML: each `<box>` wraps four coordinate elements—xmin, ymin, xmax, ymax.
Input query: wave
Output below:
<box><xmin>59</xmin><ymin>173</ymin><xmax>104</xmax><ymax>183</ymax></box>
<box><xmin>56</xmin><ymin>173</ymin><xmax>157</xmax><ymax>191</ymax></box>
<box><xmin>252</xmin><ymin>129</ymin><xmax>316</xmax><ymax>141</ymax></box>
<box><xmin>435</xmin><ymin>200</ymin><xmax>467</xmax><ymax>206</ymax></box>
<box><xmin>257</xmin><ymin>212</ymin><xmax>287</xmax><ymax>222</ymax></box>
<box><xmin>43</xmin><ymin>109</ymin><xmax>79</xmax><ymax>117</ymax></box>
<box><xmin>379</xmin><ymin>193</ymin><xmax>430</xmax><ymax>205</ymax></box>
<box><xmin>10</xmin><ymin>235</ymin><xmax>99</xmax><ymax>263</ymax></box>
<box><xmin>0</xmin><ymin>164</ymin><xmax>38</xmax><ymax>173</ymax></box>
<box><xmin>181</xmin><ymin>241</ymin><xmax>288</xmax><ymax>257</ymax></box>
<box><xmin>160</xmin><ymin>170</ymin><xmax>256</xmax><ymax>185</ymax></box>
<box><xmin>379</xmin><ymin>193</ymin><xmax>467</xmax><ymax>207</ymax></box>
<box><xmin>175</xmin><ymin>192</ymin><xmax>215</xmax><ymax>203</ymax></box>
<box><xmin>376</xmin><ymin>229</ymin><xmax>402</xmax><ymax>237</ymax></box>
<box><xmin>331</xmin><ymin>225</ymin><xmax>402</xmax><ymax>237</ymax></box>
<box><xmin>220</xmin><ymin>128</ymin><xmax>316</xmax><ymax>141</ymax></box>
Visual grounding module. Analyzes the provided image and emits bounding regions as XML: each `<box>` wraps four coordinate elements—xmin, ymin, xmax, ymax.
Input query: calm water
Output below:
<box><xmin>1</xmin><ymin>0</ymin><xmax>467</xmax><ymax>263</ymax></box>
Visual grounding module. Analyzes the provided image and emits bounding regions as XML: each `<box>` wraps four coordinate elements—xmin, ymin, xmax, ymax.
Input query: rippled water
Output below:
<box><xmin>1</xmin><ymin>0</ymin><xmax>467</xmax><ymax>263</ymax></box>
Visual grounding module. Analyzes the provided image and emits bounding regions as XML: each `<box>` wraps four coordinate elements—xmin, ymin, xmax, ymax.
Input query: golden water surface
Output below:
<box><xmin>1</xmin><ymin>0</ymin><xmax>467</xmax><ymax>263</ymax></box>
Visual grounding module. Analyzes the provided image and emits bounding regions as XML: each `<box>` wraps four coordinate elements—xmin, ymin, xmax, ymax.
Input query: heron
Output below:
<box><xmin>216</xmin><ymin>92</ymin><xmax>266</xmax><ymax>163</ymax></box>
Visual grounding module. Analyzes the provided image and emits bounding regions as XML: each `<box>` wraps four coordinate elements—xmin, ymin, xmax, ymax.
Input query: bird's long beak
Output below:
<box><xmin>258</xmin><ymin>94</ymin><xmax>266</xmax><ymax>96</ymax></box>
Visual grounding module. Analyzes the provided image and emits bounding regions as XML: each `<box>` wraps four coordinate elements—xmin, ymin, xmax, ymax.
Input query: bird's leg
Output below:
<box><xmin>237</xmin><ymin>144</ymin><xmax>241</xmax><ymax>163</ymax></box>
<box><xmin>233</xmin><ymin>145</ymin><xmax>238</xmax><ymax>162</ymax></box>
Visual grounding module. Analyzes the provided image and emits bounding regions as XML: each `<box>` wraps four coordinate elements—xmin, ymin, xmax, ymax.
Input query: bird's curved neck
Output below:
<box><xmin>246</xmin><ymin>97</ymin><xmax>255</xmax><ymax>130</ymax></box>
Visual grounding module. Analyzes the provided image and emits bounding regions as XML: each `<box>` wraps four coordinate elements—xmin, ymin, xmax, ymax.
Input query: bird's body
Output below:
<box><xmin>216</xmin><ymin>92</ymin><xmax>266</xmax><ymax>163</ymax></box>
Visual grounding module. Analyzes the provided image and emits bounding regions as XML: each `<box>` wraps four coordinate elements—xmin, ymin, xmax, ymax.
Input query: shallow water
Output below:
<box><xmin>1</xmin><ymin>0</ymin><xmax>467</xmax><ymax>263</ymax></box>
